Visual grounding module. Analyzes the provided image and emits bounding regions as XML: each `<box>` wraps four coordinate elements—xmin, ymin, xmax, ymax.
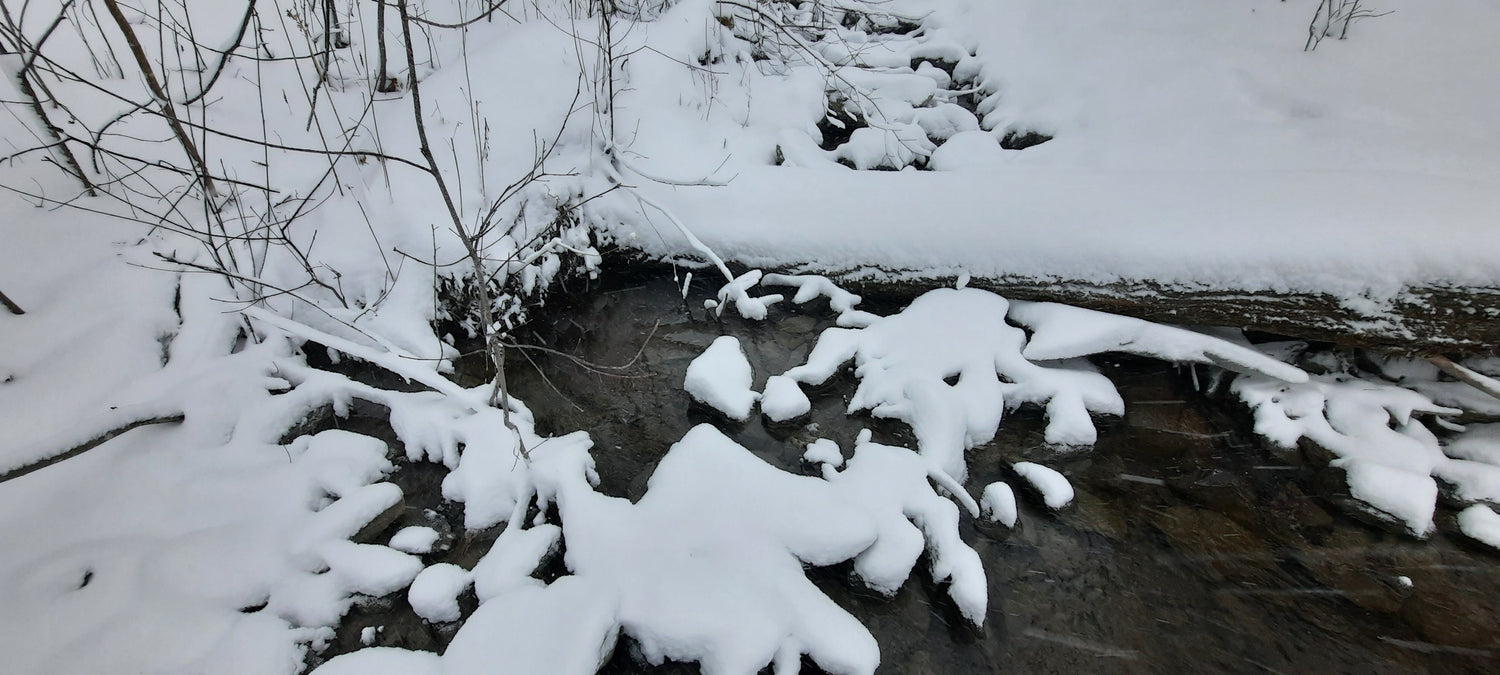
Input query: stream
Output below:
<box><xmin>311</xmin><ymin>264</ymin><xmax>1499</xmax><ymax>674</ymax></box>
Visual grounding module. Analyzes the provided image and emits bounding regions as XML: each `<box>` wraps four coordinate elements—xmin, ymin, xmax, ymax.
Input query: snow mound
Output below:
<box><xmin>980</xmin><ymin>482</ymin><xmax>1018</xmax><ymax>527</ymax></box>
<box><xmin>803</xmin><ymin>438</ymin><xmax>845</xmax><ymax>469</ymax></box>
<box><xmin>1234</xmin><ymin>371</ymin><xmax>1460</xmax><ymax>537</ymax></box>
<box><xmin>1456</xmin><ymin>505</ymin><xmax>1500</xmax><ymax>550</ymax></box>
<box><xmin>337</xmin><ymin>424</ymin><xmax>986</xmax><ymax>674</ymax></box>
<box><xmin>761</xmin><ymin>375</ymin><xmax>812</xmax><ymax>422</ymax></box>
<box><xmin>684</xmin><ymin>336</ymin><xmax>759</xmax><ymax>421</ymax></box>
<box><xmin>1013</xmin><ymin>463</ymin><xmax>1074</xmax><ymax>510</ymax></box>
<box><xmin>1008</xmin><ymin>300</ymin><xmax>1308</xmax><ymax>383</ymax></box>
<box><xmin>783</xmin><ymin>287</ymin><xmax>1123</xmax><ymax>486</ymax></box>
<box><xmin>388</xmin><ymin>526</ymin><xmax>440</xmax><ymax>555</ymax></box>
<box><xmin>408</xmin><ymin>564</ymin><xmax>473</xmax><ymax>623</ymax></box>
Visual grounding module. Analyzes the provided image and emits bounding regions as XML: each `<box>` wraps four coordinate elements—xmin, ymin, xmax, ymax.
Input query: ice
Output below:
<box><xmin>980</xmin><ymin>482</ymin><xmax>1018</xmax><ymax>527</ymax></box>
<box><xmin>387</xmin><ymin>526</ymin><xmax>440</xmax><ymax>555</ymax></box>
<box><xmin>1013</xmin><ymin>462</ymin><xmax>1074</xmax><ymax>510</ymax></box>
<box><xmin>408</xmin><ymin>563</ymin><xmax>473</xmax><ymax>623</ymax></box>
<box><xmin>684</xmin><ymin>336</ymin><xmax>760</xmax><ymax>421</ymax></box>
<box><xmin>1456</xmin><ymin>505</ymin><xmax>1500</xmax><ymax>550</ymax></box>
<box><xmin>761</xmin><ymin>375</ymin><xmax>812</xmax><ymax>422</ymax></box>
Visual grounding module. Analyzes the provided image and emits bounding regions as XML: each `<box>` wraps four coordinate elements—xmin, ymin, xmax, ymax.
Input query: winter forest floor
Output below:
<box><xmin>3</xmin><ymin>0</ymin><xmax>1500</xmax><ymax>673</ymax></box>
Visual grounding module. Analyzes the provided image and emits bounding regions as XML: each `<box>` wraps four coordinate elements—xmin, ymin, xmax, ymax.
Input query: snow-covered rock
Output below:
<box><xmin>761</xmin><ymin>375</ymin><xmax>811</xmax><ymax>422</ymax></box>
<box><xmin>684</xmin><ymin>336</ymin><xmax>759</xmax><ymax>421</ymax></box>
<box><xmin>1013</xmin><ymin>463</ymin><xmax>1074</xmax><ymax>510</ymax></box>
<box><xmin>408</xmin><ymin>563</ymin><xmax>473</xmax><ymax>623</ymax></box>
<box><xmin>980</xmin><ymin>482</ymin><xmax>1018</xmax><ymax>527</ymax></box>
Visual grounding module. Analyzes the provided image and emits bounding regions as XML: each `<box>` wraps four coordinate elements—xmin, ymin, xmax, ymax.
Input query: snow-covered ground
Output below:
<box><xmin>610</xmin><ymin>0</ymin><xmax>1500</xmax><ymax>305</ymax></box>
<box><xmin>3</xmin><ymin>0</ymin><xmax>1500</xmax><ymax>673</ymax></box>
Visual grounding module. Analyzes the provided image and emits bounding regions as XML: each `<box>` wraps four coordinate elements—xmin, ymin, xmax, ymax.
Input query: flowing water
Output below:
<box><xmin>313</xmin><ymin>265</ymin><xmax>1499</xmax><ymax>674</ymax></box>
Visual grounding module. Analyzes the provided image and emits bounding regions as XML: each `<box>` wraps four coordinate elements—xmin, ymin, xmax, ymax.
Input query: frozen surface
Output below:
<box><xmin>684</xmin><ymin>336</ymin><xmax>759</xmax><ymax>421</ymax></box>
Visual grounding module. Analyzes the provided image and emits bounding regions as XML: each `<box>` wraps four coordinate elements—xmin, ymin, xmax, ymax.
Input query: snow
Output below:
<box><xmin>761</xmin><ymin>375</ymin><xmax>812</xmax><ymax>422</ymax></box>
<box><xmin>684</xmin><ymin>336</ymin><xmax>760</xmax><ymax>421</ymax></box>
<box><xmin>1445</xmin><ymin>424</ymin><xmax>1500</xmax><ymax>466</ymax></box>
<box><xmin>1013</xmin><ymin>463</ymin><xmax>1075</xmax><ymax>510</ymax></box>
<box><xmin>407</xmin><ymin>564</ymin><xmax>473</xmax><ymax>623</ymax></box>
<box><xmin>1456</xmin><ymin>505</ymin><xmax>1500</xmax><ymax>550</ymax></box>
<box><xmin>1233</xmin><ymin>369</ymin><xmax>1462</xmax><ymax>536</ymax></box>
<box><xmin>783</xmin><ymin>287</ymin><xmax>1122</xmax><ymax>486</ymax></box>
<box><xmin>803</xmin><ymin>438</ymin><xmax>845</xmax><ymax>469</ymax></box>
<box><xmin>612</xmin><ymin>0</ymin><xmax>1500</xmax><ymax>310</ymax></box>
<box><xmin>1007</xmin><ymin>300</ymin><xmax>1308</xmax><ymax>383</ymax></box>
<box><xmin>981</xmin><ymin>482</ymin><xmax>1019</xmax><ymax>527</ymax></box>
<box><xmin>387</xmin><ymin>527</ymin><xmax>441</xmax><ymax>555</ymax></box>
<box><xmin>442</xmin><ymin>578</ymin><xmax>620</xmax><ymax>675</ymax></box>
<box><xmin>6</xmin><ymin>0</ymin><xmax>1500</xmax><ymax>672</ymax></box>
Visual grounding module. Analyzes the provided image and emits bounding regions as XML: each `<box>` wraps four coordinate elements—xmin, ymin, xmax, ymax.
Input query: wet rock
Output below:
<box><xmin>1261</xmin><ymin>483</ymin><xmax>1334</xmax><ymax>543</ymax></box>
<box><xmin>1152</xmin><ymin>506</ymin><xmax>1275</xmax><ymax>585</ymax></box>
<box><xmin>1400</xmin><ymin>573</ymin><xmax>1500</xmax><ymax>649</ymax></box>
<box><xmin>1166</xmin><ymin>468</ymin><xmax>1259</xmax><ymax>529</ymax></box>
<box><xmin>1299</xmin><ymin>529</ymin><xmax>1405</xmax><ymax>614</ymax></box>
<box><xmin>352</xmin><ymin>495</ymin><xmax>405</xmax><ymax>544</ymax></box>
<box><xmin>1061</xmin><ymin>492</ymin><xmax>1129</xmax><ymax>542</ymax></box>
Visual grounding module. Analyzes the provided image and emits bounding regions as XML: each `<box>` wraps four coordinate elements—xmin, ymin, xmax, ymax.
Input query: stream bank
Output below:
<box><xmin>310</xmin><ymin>263</ymin><xmax>1499</xmax><ymax>673</ymax></box>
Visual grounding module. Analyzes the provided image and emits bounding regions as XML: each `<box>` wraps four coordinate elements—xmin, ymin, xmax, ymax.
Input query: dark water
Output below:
<box><xmin>315</xmin><ymin>265</ymin><xmax>1500</xmax><ymax>674</ymax></box>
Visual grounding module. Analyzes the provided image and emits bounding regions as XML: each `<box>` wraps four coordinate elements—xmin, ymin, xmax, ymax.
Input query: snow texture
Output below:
<box><xmin>1007</xmin><ymin>301</ymin><xmax>1308</xmax><ymax>383</ymax></box>
<box><xmin>1456</xmin><ymin>505</ymin><xmax>1500</xmax><ymax>550</ymax></box>
<box><xmin>784</xmin><ymin>288</ymin><xmax>1123</xmax><ymax>488</ymax></box>
<box><xmin>803</xmin><ymin>438</ymin><xmax>846</xmax><ymax>469</ymax></box>
<box><xmin>1013</xmin><ymin>463</ymin><xmax>1075</xmax><ymax>510</ymax></box>
<box><xmin>388</xmin><ymin>527</ymin><xmax>441</xmax><ymax>555</ymax></box>
<box><xmin>684</xmin><ymin>336</ymin><xmax>759</xmax><ymax>421</ymax></box>
<box><xmin>1234</xmin><ymin>370</ymin><xmax>1461</xmax><ymax>537</ymax></box>
<box><xmin>981</xmin><ymin>482</ymin><xmax>1019</xmax><ymax>527</ymax></box>
<box><xmin>761</xmin><ymin>375</ymin><xmax>812</xmax><ymax>422</ymax></box>
<box><xmin>408</xmin><ymin>564</ymin><xmax>473</xmax><ymax>624</ymax></box>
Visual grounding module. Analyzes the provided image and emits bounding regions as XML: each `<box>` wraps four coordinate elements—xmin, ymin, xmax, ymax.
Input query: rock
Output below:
<box><xmin>352</xmin><ymin>495</ymin><xmax>406</xmax><ymax>544</ymax></box>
